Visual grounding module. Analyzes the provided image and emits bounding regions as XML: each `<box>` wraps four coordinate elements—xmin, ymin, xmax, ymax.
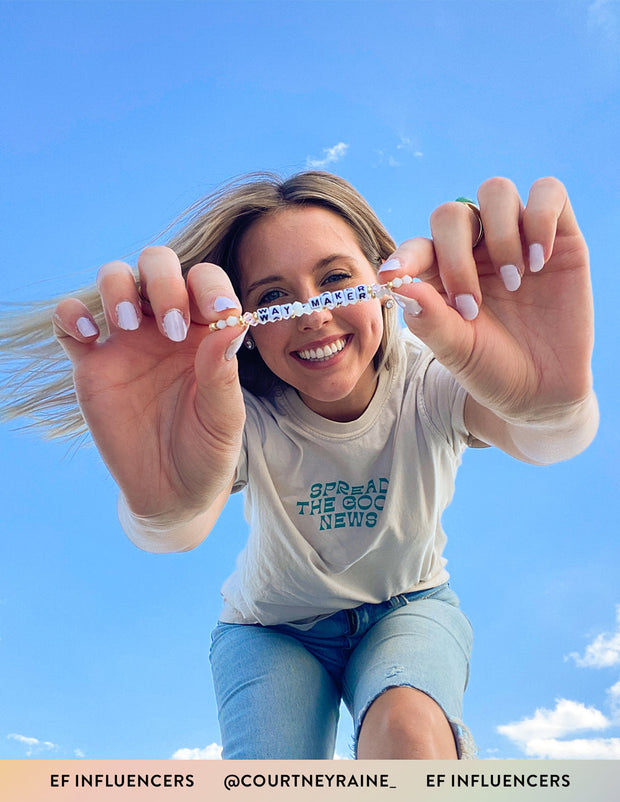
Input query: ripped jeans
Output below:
<box><xmin>209</xmin><ymin>582</ymin><xmax>476</xmax><ymax>759</ymax></box>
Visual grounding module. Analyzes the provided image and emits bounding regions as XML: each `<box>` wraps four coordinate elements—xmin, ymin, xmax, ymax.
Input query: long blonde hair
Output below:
<box><xmin>0</xmin><ymin>171</ymin><xmax>399</xmax><ymax>441</ymax></box>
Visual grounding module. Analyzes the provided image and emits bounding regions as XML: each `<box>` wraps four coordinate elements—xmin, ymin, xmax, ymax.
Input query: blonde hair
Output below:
<box><xmin>0</xmin><ymin>171</ymin><xmax>399</xmax><ymax>441</ymax></box>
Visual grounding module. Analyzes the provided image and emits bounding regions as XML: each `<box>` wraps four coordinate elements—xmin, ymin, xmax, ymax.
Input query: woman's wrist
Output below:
<box><xmin>499</xmin><ymin>390</ymin><xmax>599</xmax><ymax>465</ymax></box>
<box><xmin>117</xmin><ymin>493</ymin><xmax>209</xmax><ymax>553</ymax></box>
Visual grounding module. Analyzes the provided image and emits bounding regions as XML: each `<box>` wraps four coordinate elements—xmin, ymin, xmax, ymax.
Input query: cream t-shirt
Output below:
<box><xmin>219</xmin><ymin>330</ymin><xmax>470</xmax><ymax>627</ymax></box>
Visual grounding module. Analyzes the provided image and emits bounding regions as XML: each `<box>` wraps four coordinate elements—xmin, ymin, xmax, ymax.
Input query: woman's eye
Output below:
<box><xmin>258</xmin><ymin>288</ymin><xmax>285</xmax><ymax>306</ymax></box>
<box><xmin>324</xmin><ymin>272</ymin><xmax>352</xmax><ymax>286</ymax></box>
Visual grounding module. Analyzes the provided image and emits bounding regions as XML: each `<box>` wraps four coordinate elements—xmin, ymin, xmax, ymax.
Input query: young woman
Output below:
<box><xmin>0</xmin><ymin>172</ymin><xmax>598</xmax><ymax>759</ymax></box>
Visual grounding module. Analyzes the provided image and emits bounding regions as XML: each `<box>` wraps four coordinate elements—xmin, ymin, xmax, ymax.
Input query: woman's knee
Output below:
<box><xmin>357</xmin><ymin>687</ymin><xmax>458</xmax><ymax>759</ymax></box>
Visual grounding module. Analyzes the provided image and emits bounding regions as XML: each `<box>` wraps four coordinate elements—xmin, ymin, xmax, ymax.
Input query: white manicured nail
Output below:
<box><xmin>77</xmin><ymin>317</ymin><xmax>98</xmax><ymax>337</ymax></box>
<box><xmin>393</xmin><ymin>293</ymin><xmax>422</xmax><ymax>316</ymax></box>
<box><xmin>116</xmin><ymin>301</ymin><xmax>139</xmax><ymax>330</ymax></box>
<box><xmin>377</xmin><ymin>257</ymin><xmax>401</xmax><ymax>276</ymax></box>
<box><xmin>213</xmin><ymin>296</ymin><xmax>238</xmax><ymax>312</ymax></box>
<box><xmin>162</xmin><ymin>309</ymin><xmax>188</xmax><ymax>342</ymax></box>
<box><xmin>529</xmin><ymin>243</ymin><xmax>545</xmax><ymax>273</ymax></box>
<box><xmin>225</xmin><ymin>330</ymin><xmax>247</xmax><ymax>361</ymax></box>
<box><xmin>455</xmin><ymin>294</ymin><xmax>479</xmax><ymax>321</ymax></box>
<box><xmin>499</xmin><ymin>264</ymin><xmax>522</xmax><ymax>292</ymax></box>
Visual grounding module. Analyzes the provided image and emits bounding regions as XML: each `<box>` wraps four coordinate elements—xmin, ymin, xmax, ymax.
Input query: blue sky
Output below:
<box><xmin>1</xmin><ymin>0</ymin><xmax>619</xmax><ymax>761</ymax></box>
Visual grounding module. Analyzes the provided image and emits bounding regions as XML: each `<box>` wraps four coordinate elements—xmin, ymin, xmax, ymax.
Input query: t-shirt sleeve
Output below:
<box><xmin>231</xmin><ymin>428</ymin><xmax>248</xmax><ymax>493</ymax></box>
<box><xmin>419</xmin><ymin>358</ymin><xmax>471</xmax><ymax>451</ymax></box>
<box><xmin>401</xmin><ymin>328</ymin><xmax>484</xmax><ymax>451</ymax></box>
<box><xmin>230</xmin><ymin>390</ymin><xmax>255</xmax><ymax>493</ymax></box>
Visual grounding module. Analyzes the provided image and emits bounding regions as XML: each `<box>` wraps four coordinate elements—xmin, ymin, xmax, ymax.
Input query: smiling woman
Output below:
<box><xmin>0</xmin><ymin>170</ymin><xmax>598</xmax><ymax>760</ymax></box>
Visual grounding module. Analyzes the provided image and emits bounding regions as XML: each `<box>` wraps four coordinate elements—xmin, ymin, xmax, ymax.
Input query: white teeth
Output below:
<box><xmin>297</xmin><ymin>337</ymin><xmax>347</xmax><ymax>362</ymax></box>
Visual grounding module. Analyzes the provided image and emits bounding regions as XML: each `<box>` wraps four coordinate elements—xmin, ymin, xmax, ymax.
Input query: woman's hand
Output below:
<box><xmin>379</xmin><ymin>177</ymin><xmax>597</xmax><ymax>457</ymax></box>
<box><xmin>53</xmin><ymin>246</ymin><xmax>247</xmax><ymax>531</ymax></box>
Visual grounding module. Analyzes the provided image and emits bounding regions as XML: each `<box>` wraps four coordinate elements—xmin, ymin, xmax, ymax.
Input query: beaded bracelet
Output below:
<box><xmin>208</xmin><ymin>275</ymin><xmax>416</xmax><ymax>333</ymax></box>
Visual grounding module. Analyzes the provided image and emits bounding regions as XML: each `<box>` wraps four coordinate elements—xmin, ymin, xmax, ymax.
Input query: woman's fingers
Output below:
<box><xmin>429</xmin><ymin>201</ymin><xmax>484</xmax><ymax>320</ymax></box>
<box><xmin>477</xmin><ymin>177</ymin><xmax>525</xmax><ymax>291</ymax></box>
<box><xmin>53</xmin><ymin>298</ymin><xmax>100</xmax><ymax>361</ymax></box>
<box><xmin>136</xmin><ymin>246</ymin><xmax>191</xmax><ymax>342</ymax></box>
<box><xmin>186</xmin><ymin>262</ymin><xmax>241</xmax><ymax>325</ymax></box>
<box><xmin>522</xmin><ymin>177</ymin><xmax>572</xmax><ymax>271</ymax></box>
<box><xmin>186</xmin><ymin>262</ymin><xmax>246</xmax><ymax>364</ymax></box>
<box><xmin>96</xmin><ymin>260</ymin><xmax>142</xmax><ymax>332</ymax></box>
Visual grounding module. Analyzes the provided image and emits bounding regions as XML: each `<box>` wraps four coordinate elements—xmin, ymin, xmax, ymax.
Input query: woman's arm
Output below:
<box><xmin>53</xmin><ymin>247</ymin><xmax>247</xmax><ymax>548</ymax></box>
<box><xmin>464</xmin><ymin>391</ymin><xmax>599</xmax><ymax>466</ymax></box>
<box><xmin>118</xmin><ymin>476</ymin><xmax>236</xmax><ymax>553</ymax></box>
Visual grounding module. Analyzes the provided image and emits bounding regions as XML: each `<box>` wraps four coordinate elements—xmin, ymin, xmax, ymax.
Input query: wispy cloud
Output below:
<box><xmin>608</xmin><ymin>680</ymin><xmax>620</xmax><ymax>717</ymax></box>
<box><xmin>372</xmin><ymin>134</ymin><xmax>423</xmax><ymax>169</ymax></box>
<box><xmin>568</xmin><ymin>605</ymin><xmax>620</xmax><ymax>668</ymax></box>
<box><xmin>7</xmin><ymin>733</ymin><xmax>58</xmax><ymax>757</ymax></box>
<box><xmin>171</xmin><ymin>742</ymin><xmax>223</xmax><ymax>760</ymax></box>
<box><xmin>170</xmin><ymin>742</ymin><xmax>350</xmax><ymax>760</ymax></box>
<box><xmin>588</xmin><ymin>0</ymin><xmax>619</xmax><ymax>46</ymax></box>
<box><xmin>306</xmin><ymin>142</ymin><xmax>349</xmax><ymax>169</ymax></box>
<box><xmin>396</xmin><ymin>135</ymin><xmax>423</xmax><ymax>158</ymax></box>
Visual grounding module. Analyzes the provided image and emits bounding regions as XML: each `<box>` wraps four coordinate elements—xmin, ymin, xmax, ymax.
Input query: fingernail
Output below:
<box><xmin>213</xmin><ymin>296</ymin><xmax>238</xmax><ymax>312</ymax></box>
<box><xmin>499</xmin><ymin>264</ymin><xmax>522</xmax><ymax>292</ymax></box>
<box><xmin>377</xmin><ymin>257</ymin><xmax>401</xmax><ymax>276</ymax></box>
<box><xmin>162</xmin><ymin>309</ymin><xmax>188</xmax><ymax>342</ymax></box>
<box><xmin>77</xmin><ymin>317</ymin><xmax>98</xmax><ymax>337</ymax></box>
<box><xmin>529</xmin><ymin>243</ymin><xmax>545</xmax><ymax>273</ymax></box>
<box><xmin>392</xmin><ymin>292</ymin><xmax>422</xmax><ymax>316</ymax></box>
<box><xmin>225</xmin><ymin>330</ymin><xmax>246</xmax><ymax>361</ymax></box>
<box><xmin>455</xmin><ymin>294</ymin><xmax>479</xmax><ymax>321</ymax></box>
<box><xmin>116</xmin><ymin>301</ymin><xmax>139</xmax><ymax>330</ymax></box>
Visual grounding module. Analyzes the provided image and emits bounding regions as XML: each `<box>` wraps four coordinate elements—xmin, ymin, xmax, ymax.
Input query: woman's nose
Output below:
<box><xmin>297</xmin><ymin>306</ymin><xmax>333</xmax><ymax>331</ymax></box>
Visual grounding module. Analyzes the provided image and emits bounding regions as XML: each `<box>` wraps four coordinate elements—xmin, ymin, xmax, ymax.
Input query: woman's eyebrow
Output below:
<box><xmin>245</xmin><ymin>255</ymin><xmax>355</xmax><ymax>296</ymax></box>
<box><xmin>244</xmin><ymin>274</ymin><xmax>284</xmax><ymax>296</ymax></box>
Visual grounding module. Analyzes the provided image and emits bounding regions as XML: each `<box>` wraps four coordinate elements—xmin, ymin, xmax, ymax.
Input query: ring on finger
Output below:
<box><xmin>455</xmin><ymin>197</ymin><xmax>484</xmax><ymax>248</ymax></box>
<box><xmin>137</xmin><ymin>282</ymin><xmax>151</xmax><ymax>306</ymax></box>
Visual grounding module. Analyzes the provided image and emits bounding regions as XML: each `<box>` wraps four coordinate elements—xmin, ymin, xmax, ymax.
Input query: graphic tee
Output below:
<box><xmin>220</xmin><ymin>330</ymin><xmax>471</xmax><ymax>627</ymax></box>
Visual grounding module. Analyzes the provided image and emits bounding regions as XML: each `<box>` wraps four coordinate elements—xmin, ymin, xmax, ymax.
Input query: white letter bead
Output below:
<box><xmin>268</xmin><ymin>306</ymin><xmax>282</xmax><ymax>322</ymax></box>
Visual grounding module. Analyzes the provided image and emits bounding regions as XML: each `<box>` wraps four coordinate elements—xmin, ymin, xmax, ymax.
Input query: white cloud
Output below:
<box><xmin>306</xmin><ymin>142</ymin><xmax>349</xmax><ymax>169</ymax></box>
<box><xmin>568</xmin><ymin>605</ymin><xmax>620</xmax><ymax>668</ymax></box>
<box><xmin>7</xmin><ymin>733</ymin><xmax>58</xmax><ymax>756</ymax></box>
<box><xmin>498</xmin><ymin>606</ymin><xmax>620</xmax><ymax>758</ymax></box>
<box><xmin>171</xmin><ymin>742</ymin><xmax>223</xmax><ymax>760</ymax></box>
<box><xmin>518</xmin><ymin>737</ymin><xmax>620</xmax><ymax>760</ymax></box>
<box><xmin>497</xmin><ymin>699</ymin><xmax>620</xmax><ymax>759</ymax></box>
<box><xmin>497</xmin><ymin>698</ymin><xmax>609</xmax><ymax>743</ymax></box>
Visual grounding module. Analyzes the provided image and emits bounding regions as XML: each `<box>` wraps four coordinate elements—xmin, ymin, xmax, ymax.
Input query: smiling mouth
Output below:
<box><xmin>295</xmin><ymin>336</ymin><xmax>349</xmax><ymax>363</ymax></box>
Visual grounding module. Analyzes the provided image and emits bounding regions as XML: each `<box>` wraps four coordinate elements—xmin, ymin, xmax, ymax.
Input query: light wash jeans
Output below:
<box><xmin>210</xmin><ymin>583</ymin><xmax>475</xmax><ymax>759</ymax></box>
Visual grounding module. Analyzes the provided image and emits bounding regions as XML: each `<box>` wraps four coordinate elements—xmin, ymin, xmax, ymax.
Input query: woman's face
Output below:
<box><xmin>237</xmin><ymin>206</ymin><xmax>384</xmax><ymax>422</ymax></box>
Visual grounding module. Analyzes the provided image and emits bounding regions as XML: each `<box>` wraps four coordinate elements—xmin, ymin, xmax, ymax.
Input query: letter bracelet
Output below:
<box><xmin>207</xmin><ymin>275</ymin><xmax>416</xmax><ymax>334</ymax></box>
